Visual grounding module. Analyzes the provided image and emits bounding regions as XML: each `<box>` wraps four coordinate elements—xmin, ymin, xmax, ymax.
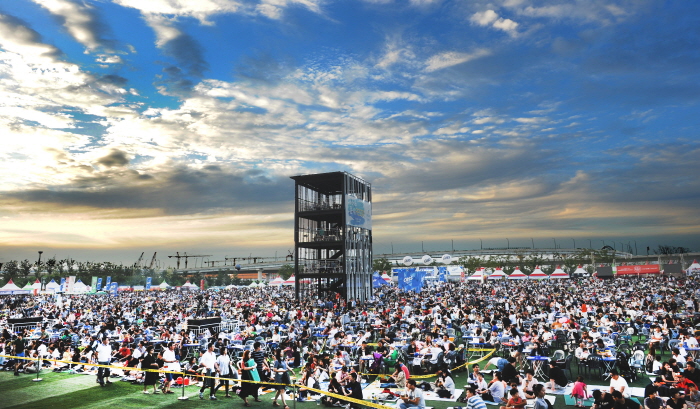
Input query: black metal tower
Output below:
<box><xmin>290</xmin><ymin>171</ymin><xmax>373</xmax><ymax>303</ymax></box>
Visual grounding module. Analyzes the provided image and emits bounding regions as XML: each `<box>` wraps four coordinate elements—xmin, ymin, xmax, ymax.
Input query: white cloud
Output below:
<box><xmin>470</xmin><ymin>9</ymin><xmax>518</xmax><ymax>36</ymax></box>
<box><xmin>32</xmin><ymin>0</ymin><xmax>102</xmax><ymax>50</ymax></box>
<box><xmin>424</xmin><ymin>49</ymin><xmax>492</xmax><ymax>72</ymax></box>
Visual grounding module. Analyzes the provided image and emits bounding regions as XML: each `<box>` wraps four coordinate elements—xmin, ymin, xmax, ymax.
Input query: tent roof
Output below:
<box><xmin>529</xmin><ymin>267</ymin><xmax>548</xmax><ymax>279</ymax></box>
<box><xmin>508</xmin><ymin>269</ymin><xmax>528</xmax><ymax>279</ymax></box>
<box><xmin>1</xmin><ymin>279</ymin><xmax>22</xmax><ymax>290</ymax></box>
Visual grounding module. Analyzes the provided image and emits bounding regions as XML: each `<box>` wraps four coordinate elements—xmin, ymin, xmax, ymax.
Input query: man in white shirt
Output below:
<box><xmin>199</xmin><ymin>344</ymin><xmax>219</xmax><ymax>400</ymax></box>
<box><xmin>161</xmin><ymin>343</ymin><xmax>179</xmax><ymax>394</ymax></box>
<box><xmin>213</xmin><ymin>348</ymin><xmax>236</xmax><ymax>398</ymax></box>
<box><xmin>609</xmin><ymin>370</ymin><xmax>629</xmax><ymax>398</ymax></box>
<box><xmin>96</xmin><ymin>337</ymin><xmax>113</xmax><ymax>387</ymax></box>
<box><xmin>399</xmin><ymin>379</ymin><xmax>425</xmax><ymax>409</ymax></box>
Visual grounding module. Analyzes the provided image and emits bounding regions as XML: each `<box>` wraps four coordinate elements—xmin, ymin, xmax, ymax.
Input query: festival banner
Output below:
<box><xmin>145</xmin><ymin>277</ymin><xmax>152</xmax><ymax>291</ymax></box>
<box><xmin>96</xmin><ymin>277</ymin><xmax>102</xmax><ymax>291</ymax></box>
<box><xmin>615</xmin><ymin>264</ymin><xmax>661</xmax><ymax>275</ymax></box>
<box><xmin>67</xmin><ymin>276</ymin><xmax>75</xmax><ymax>293</ymax></box>
<box><xmin>200</xmin><ymin>279</ymin><xmax>205</xmax><ymax>291</ymax></box>
<box><xmin>60</xmin><ymin>277</ymin><xmax>65</xmax><ymax>292</ymax></box>
<box><xmin>345</xmin><ymin>194</ymin><xmax>372</xmax><ymax>230</ymax></box>
<box><xmin>397</xmin><ymin>268</ymin><xmax>426</xmax><ymax>292</ymax></box>
<box><xmin>90</xmin><ymin>276</ymin><xmax>98</xmax><ymax>293</ymax></box>
<box><xmin>106</xmin><ymin>276</ymin><xmax>111</xmax><ymax>288</ymax></box>
<box><xmin>110</xmin><ymin>282</ymin><xmax>118</xmax><ymax>296</ymax></box>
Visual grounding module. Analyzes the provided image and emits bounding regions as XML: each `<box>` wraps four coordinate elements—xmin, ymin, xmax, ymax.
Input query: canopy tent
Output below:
<box><xmin>181</xmin><ymin>280</ymin><xmax>198</xmax><ymax>290</ymax></box>
<box><xmin>381</xmin><ymin>273</ymin><xmax>392</xmax><ymax>282</ymax></box>
<box><xmin>508</xmin><ymin>267</ymin><xmax>528</xmax><ymax>280</ymax></box>
<box><xmin>488</xmin><ymin>267</ymin><xmax>507</xmax><ymax>280</ymax></box>
<box><xmin>249</xmin><ymin>281</ymin><xmax>259</xmax><ymax>288</ymax></box>
<box><xmin>32</xmin><ymin>279</ymin><xmax>42</xmax><ymax>290</ymax></box>
<box><xmin>372</xmin><ymin>273</ymin><xmax>388</xmax><ymax>288</ymax></box>
<box><xmin>467</xmin><ymin>267</ymin><xmax>485</xmax><ymax>281</ymax></box>
<box><xmin>159</xmin><ymin>281</ymin><xmax>171</xmax><ymax>289</ymax></box>
<box><xmin>687</xmin><ymin>260</ymin><xmax>700</xmax><ymax>275</ymax></box>
<box><xmin>269</xmin><ymin>276</ymin><xmax>285</xmax><ymax>286</ymax></box>
<box><xmin>0</xmin><ymin>279</ymin><xmax>30</xmax><ymax>295</ymax></box>
<box><xmin>550</xmin><ymin>266</ymin><xmax>570</xmax><ymax>279</ymax></box>
<box><xmin>529</xmin><ymin>266</ymin><xmax>548</xmax><ymax>280</ymax></box>
<box><xmin>283</xmin><ymin>275</ymin><xmax>296</xmax><ymax>286</ymax></box>
<box><xmin>70</xmin><ymin>279</ymin><xmax>90</xmax><ymax>293</ymax></box>
<box><xmin>45</xmin><ymin>279</ymin><xmax>60</xmax><ymax>292</ymax></box>
<box><xmin>573</xmin><ymin>265</ymin><xmax>588</xmax><ymax>277</ymax></box>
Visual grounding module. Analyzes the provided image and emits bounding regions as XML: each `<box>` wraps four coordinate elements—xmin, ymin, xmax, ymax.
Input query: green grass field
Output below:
<box><xmin>0</xmin><ymin>355</ymin><xmax>656</xmax><ymax>409</ymax></box>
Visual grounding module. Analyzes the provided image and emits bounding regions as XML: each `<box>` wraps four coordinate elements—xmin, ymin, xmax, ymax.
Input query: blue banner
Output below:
<box><xmin>106</xmin><ymin>276</ymin><xmax>111</xmax><ymax>288</ymax></box>
<box><xmin>397</xmin><ymin>268</ymin><xmax>425</xmax><ymax>292</ymax></box>
<box><xmin>60</xmin><ymin>277</ymin><xmax>65</xmax><ymax>292</ymax></box>
<box><xmin>438</xmin><ymin>267</ymin><xmax>447</xmax><ymax>282</ymax></box>
<box><xmin>145</xmin><ymin>277</ymin><xmax>152</xmax><ymax>291</ymax></box>
<box><xmin>96</xmin><ymin>277</ymin><xmax>102</xmax><ymax>291</ymax></box>
<box><xmin>110</xmin><ymin>282</ymin><xmax>118</xmax><ymax>296</ymax></box>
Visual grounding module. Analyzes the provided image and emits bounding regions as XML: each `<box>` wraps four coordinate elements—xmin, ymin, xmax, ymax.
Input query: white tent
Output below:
<box><xmin>381</xmin><ymin>273</ymin><xmax>392</xmax><ymax>282</ymax></box>
<box><xmin>508</xmin><ymin>267</ymin><xmax>528</xmax><ymax>280</ymax></box>
<box><xmin>467</xmin><ymin>268</ymin><xmax>484</xmax><ymax>281</ymax></box>
<box><xmin>181</xmin><ymin>280</ymin><xmax>198</xmax><ymax>290</ymax></box>
<box><xmin>529</xmin><ymin>266</ymin><xmax>548</xmax><ymax>280</ymax></box>
<box><xmin>0</xmin><ymin>279</ymin><xmax>30</xmax><ymax>295</ymax></box>
<box><xmin>488</xmin><ymin>267</ymin><xmax>507</xmax><ymax>280</ymax></box>
<box><xmin>31</xmin><ymin>279</ymin><xmax>42</xmax><ymax>291</ymax></box>
<box><xmin>159</xmin><ymin>281</ymin><xmax>171</xmax><ymax>289</ymax></box>
<box><xmin>550</xmin><ymin>265</ymin><xmax>570</xmax><ymax>279</ymax></box>
<box><xmin>573</xmin><ymin>265</ymin><xmax>588</xmax><ymax>277</ymax></box>
<box><xmin>71</xmin><ymin>279</ymin><xmax>90</xmax><ymax>293</ymax></box>
<box><xmin>269</xmin><ymin>276</ymin><xmax>285</xmax><ymax>286</ymax></box>
<box><xmin>283</xmin><ymin>275</ymin><xmax>296</xmax><ymax>286</ymax></box>
<box><xmin>687</xmin><ymin>260</ymin><xmax>700</xmax><ymax>275</ymax></box>
<box><xmin>45</xmin><ymin>279</ymin><xmax>60</xmax><ymax>292</ymax></box>
<box><xmin>249</xmin><ymin>281</ymin><xmax>259</xmax><ymax>288</ymax></box>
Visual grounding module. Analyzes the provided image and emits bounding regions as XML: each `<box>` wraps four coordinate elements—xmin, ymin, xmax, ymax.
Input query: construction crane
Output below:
<box><xmin>133</xmin><ymin>252</ymin><xmax>145</xmax><ymax>269</ymax></box>
<box><xmin>205</xmin><ymin>260</ymin><xmax>226</xmax><ymax>267</ymax></box>
<box><xmin>168</xmin><ymin>252</ymin><xmax>212</xmax><ymax>269</ymax></box>
<box><xmin>225</xmin><ymin>256</ymin><xmax>268</xmax><ymax>265</ymax></box>
<box><xmin>148</xmin><ymin>252</ymin><xmax>157</xmax><ymax>269</ymax></box>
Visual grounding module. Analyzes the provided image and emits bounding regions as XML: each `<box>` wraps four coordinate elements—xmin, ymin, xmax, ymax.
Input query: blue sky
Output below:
<box><xmin>0</xmin><ymin>0</ymin><xmax>698</xmax><ymax>265</ymax></box>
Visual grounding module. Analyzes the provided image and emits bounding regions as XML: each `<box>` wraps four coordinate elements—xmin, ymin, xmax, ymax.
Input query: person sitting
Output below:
<box><xmin>521</xmin><ymin>369</ymin><xmax>540</xmax><ymax>399</ymax></box>
<box><xmin>609</xmin><ymin>370</ymin><xmax>630</xmax><ymax>398</ymax></box>
<box><xmin>644</xmin><ymin>387</ymin><xmax>665</xmax><ymax>409</ymax></box>
<box><xmin>611</xmin><ymin>390</ymin><xmax>640</xmax><ymax>409</ymax></box>
<box><xmin>500</xmin><ymin>387</ymin><xmax>526</xmax><ymax>409</ymax></box>
<box><xmin>547</xmin><ymin>362</ymin><xmax>568</xmax><ymax>390</ymax></box>
<box><xmin>480</xmin><ymin>371</ymin><xmax>506</xmax><ymax>404</ymax></box>
<box><xmin>502</xmin><ymin>357</ymin><xmax>520</xmax><ymax>384</ymax></box>
<box><xmin>434</xmin><ymin>369</ymin><xmax>456</xmax><ymax>399</ymax></box>
<box><xmin>398</xmin><ymin>379</ymin><xmax>425</xmax><ymax>409</ymax></box>
<box><xmin>665</xmin><ymin>388</ymin><xmax>688</xmax><ymax>409</ymax></box>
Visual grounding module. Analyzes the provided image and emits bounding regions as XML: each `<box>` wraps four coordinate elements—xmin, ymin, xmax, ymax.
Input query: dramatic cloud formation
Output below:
<box><xmin>1</xmin><ymin>0</ymin><xmax>699</xmax><ymax>264</ymax></box>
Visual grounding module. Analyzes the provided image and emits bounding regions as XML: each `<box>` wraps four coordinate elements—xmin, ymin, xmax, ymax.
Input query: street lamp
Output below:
<box><xmin>633</xmin><ymin>240</ymin><xmax>638</xmax><ymax>255</ymax></box>
<box><xmin>571</xmin><ymin>238</ymin><xmax>576</xmax><ymax>249</ymax></box>
<box><xmin>553</xmin><ymin>238</ymin><xmax>557</xmax><ymax>249</ymax></box>
<box><xmin>506</xmin><ymin>238</ymin><xmax>509</xmax><ymax>249</ymax></box>
<box><xmin>531</xmin><ymin>238</ymin><xmax>534</xmax><ymax>249</ymax></box>
<box><xmin>480</xmin><ymin>238</ymin><xmax>482</xmax><ymax>250</ymax></box>
<box><xmin>588</xmin><ymin>239</ymin><xmax>592</xmax><ymax>249</ymax></box>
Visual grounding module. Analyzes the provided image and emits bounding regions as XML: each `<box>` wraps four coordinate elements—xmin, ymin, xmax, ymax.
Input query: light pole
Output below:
<box><xmin>531</xmin><ymin>238</ymin><xmax>534</xmax><ymax>249</ymax></box>
<box><xmin>480</xmin><ymin>239</ymin><xmax>482</xmax><ymax>250</ymax></box>
<box><xmin>633</xmin><ymin>240</ymin><xmax>638</xmax><ymax>255</ymax></box>
<box><xmin>571</xmin><ymin>238</ymin><xmax>576</xmax><ymax>249</ymax></box>
<box><xmin>506</xmin><ymin>238</ymin><xmax>509</xmax><ymax>249</ymax></box>
<box><xmin>553</xmin><ymin>238</ymin><xmax>557</xmax><ymax>249</ymax></box>
<box><xmin>588</xmin><ymin>239</ymin><xmax>592</xmax><ymax>249</ymax></box>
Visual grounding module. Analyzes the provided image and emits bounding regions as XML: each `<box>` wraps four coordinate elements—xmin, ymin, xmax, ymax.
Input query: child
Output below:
<box><xmin>571</xmin><ymin>376</ymin><xmax>588</xmax><ymax>408</ymax></box>
<box><xmin>500</xmin><ymin>387</ymin><xmax>526</xmax><ymax>409</ymax></box>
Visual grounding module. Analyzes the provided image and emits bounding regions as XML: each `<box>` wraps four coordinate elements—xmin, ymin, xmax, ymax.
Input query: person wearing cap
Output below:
<box><xmin>609</xmin><ymin>370</ymin><xmax>630</xmax><ymax>398</ymax></box>
<box><xmin>644</xmin><ymin>387</ymin><xmax>664</xmax><ymax>409</ymax></box>
<box><xmin>611</xmin><ymin>390</ymin><xmax>641</xmax><ymax>409</ymax></box>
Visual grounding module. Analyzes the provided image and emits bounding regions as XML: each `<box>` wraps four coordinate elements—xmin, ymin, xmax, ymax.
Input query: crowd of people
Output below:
<box><xmin>1</xmin><ymin>275</ymin><xmax>700</xmax><ymax>409</ymax></box>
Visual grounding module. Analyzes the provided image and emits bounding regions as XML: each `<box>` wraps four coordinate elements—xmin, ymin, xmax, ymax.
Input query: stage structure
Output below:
<box><xmin>290</xmin><ymin>172</ymin><xmax>372</xmax><ymax>302</ymax></box>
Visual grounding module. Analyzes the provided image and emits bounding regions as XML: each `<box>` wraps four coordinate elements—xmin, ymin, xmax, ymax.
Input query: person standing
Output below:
<box><xmin>238</xmin><ymin>349</ymin><xmax>261</xmax><ymax>406</ymax></box>
<box><xmin>161</xmin><ymin>343</ymin><xmax>179</xmax><ymax>394</ymax></box>
<box><xmin>141</xmin><ymin>346</ymin><xmax>160</xmax><ymax>394</ymax></box>
<box><xmin>214</xmin><ymin>348</ymin><xmax>236</xmax><ymax>398</ymax></box>
<box><xmin>272</xmin><ymin>349</ymin><xmax>292</xmax><ymax>409</ymax></box>
<box><xmin>12</xmin><ymin>334</ymin><xmax>26</xmax><ymax>376</ymax></box>
<box><xmin>199</xmin><ymin>343</ymin><xmax>219</xmax><ymax>400</ymax></box>
<box><xmin>96</xmin><ymin>337</ymin><xmax>113</xmax><ymax>387</ymax></box>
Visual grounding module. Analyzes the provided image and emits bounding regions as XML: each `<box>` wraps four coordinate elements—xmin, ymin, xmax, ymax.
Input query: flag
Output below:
<box><xmin>96</xmin><ymin>277</ymin><xmax>102</xmax><ymax>291</ymax></box>
<box><xmin>145</xmin><ymin>277</ymin><xmax>152</xmax><ymax>291</ymax></box>
<box><xmin>438</xmin><ymin>267</ymin><xmax>447</xmax><ymax>282</ymax></box>
<box><xmin>106</xmin><ymin>276</ymin><xmax>111</xmax><ymax>288</ymax></box>
<box><xmin>110</xmin><ymin>282</ymin><xmax>118</xmax><ymax>296</ymax></box>
<box><xmin>60</xmin><ymin>277</ymin><xmax>65</xmax><ymax>292</ymax></box>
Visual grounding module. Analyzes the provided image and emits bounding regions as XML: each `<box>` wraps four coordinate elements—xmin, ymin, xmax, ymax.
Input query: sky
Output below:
<box><xmin>0</xmin><ymin>0</ymin><xmax>699</xmax><ymax>267</ymax></box>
